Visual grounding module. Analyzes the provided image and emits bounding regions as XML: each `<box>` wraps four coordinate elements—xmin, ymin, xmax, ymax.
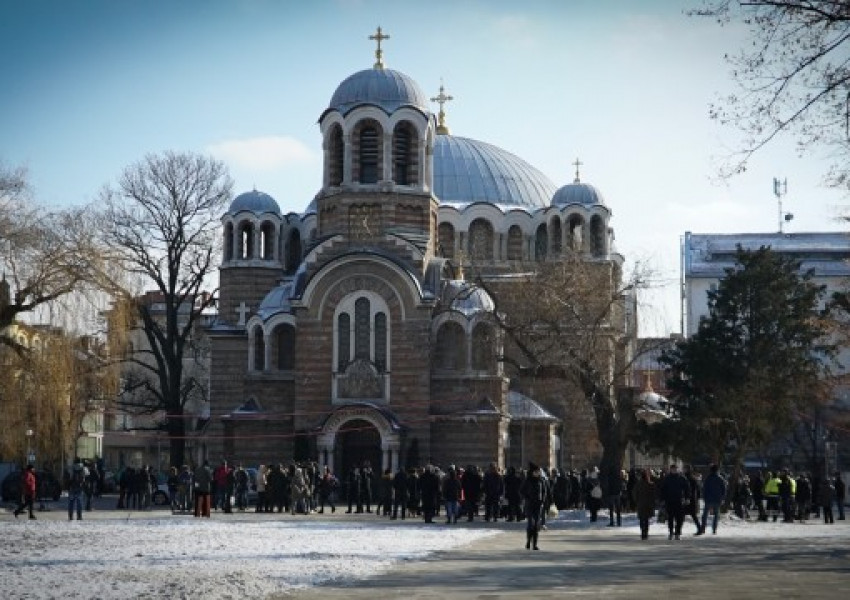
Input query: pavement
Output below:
<box><xmin>5</xmin><ymin>496</ymin><xmax>850</xmax><ymax>599</ymax></box>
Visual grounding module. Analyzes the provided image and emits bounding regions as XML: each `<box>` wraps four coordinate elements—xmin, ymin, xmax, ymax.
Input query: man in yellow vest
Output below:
<box><xmin>764</xmin><ymin>471</ymin><xmax>781</xmax><ymax>522</ymax></box>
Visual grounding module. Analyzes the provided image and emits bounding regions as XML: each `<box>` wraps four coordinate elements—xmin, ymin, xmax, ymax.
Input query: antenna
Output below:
<box><xmin>773</xmin><ymin>177</ymin><xmax>792</xmax><ymax>233</ymax></box>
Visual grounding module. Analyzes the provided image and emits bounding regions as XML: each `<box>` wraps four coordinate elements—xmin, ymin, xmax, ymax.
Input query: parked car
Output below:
<box><xmin>1</xmin><ymin>470</ymin><xmax>62</xmax><ymax>502</ymax></box>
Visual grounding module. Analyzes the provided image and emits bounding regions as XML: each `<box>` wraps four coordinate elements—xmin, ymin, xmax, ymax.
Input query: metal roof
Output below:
<box><xmin>327</xmin><ymin>67</ymin><xmax>429</xmax><ymax>116</ymax></box>
<box><xmin>433</xmin><ymin>135</ymin><xmax>557</xmax><ymax>210</ymax></box>
<box><xmin>507</xmin><ymin>391</ymin><xmax>557</xmax><ymax>421</ymax></box>
<box><xmin>227</xmin><ymin>190</ymin><xmax>280</xmax><ymax>215</ymax></box>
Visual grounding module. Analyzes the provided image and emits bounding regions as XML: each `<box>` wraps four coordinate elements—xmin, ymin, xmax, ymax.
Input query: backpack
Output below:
<box><xmin>591</xmin><ymin>483</ymin><xmax>602</xmax><ymax>499</ymax></box>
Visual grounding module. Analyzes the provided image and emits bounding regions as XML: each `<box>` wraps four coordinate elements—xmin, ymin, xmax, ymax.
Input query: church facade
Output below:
<box><xmin>205</xmin><ymin>36</ymin><xmax>623</xmax><ymax>475</ymax></box>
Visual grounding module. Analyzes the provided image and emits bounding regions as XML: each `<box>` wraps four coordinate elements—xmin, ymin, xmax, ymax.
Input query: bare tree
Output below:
<box><xmin>693</xmin><ymin>1</ymin><xmax>850</xmax><ymax>187</ymax></box>
<box><xmin>475</xmin><ymin>253</ymin><xmax>655</xmax><ymax>480</ymax></box>
<box><xmin>0</xmin><ymin>164</ymin><xmax>100</xmax><ymax>351</ymax></box>
<box><xmin>100</xmin><ymin>152</ymin><xmax>232</xmax><ymax>468</ymax></box>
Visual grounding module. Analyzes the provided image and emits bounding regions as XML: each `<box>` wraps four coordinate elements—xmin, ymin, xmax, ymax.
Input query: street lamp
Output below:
<box><xmin>25</xmin><ymin>428</ymin><xmax>34</xmax><ymax>466</ymax></box>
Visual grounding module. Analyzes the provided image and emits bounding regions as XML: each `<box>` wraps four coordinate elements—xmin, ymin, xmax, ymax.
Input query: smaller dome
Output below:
<box><xmin>440</xmin><ymin>280</ymin><xmax>495</xmax><ymax>316</ymax></box>
<box><xmin>257</xmin><ymin>282</ymin><xmax>294</xmax><ymax>319</ymax></box>
<box><xmin>228</xmin><ymin>190</ymin><xmax>281</xmax><ymax>215</ymax></box>
<box><xmin>327</xmin><ymin>68</ymin><xmax>429</xmax><ymax>116</ymax></box>
<box><xmin>638</xmin><ymin>390</ymin><xmax>668</xmax><ymax>413</ymax></box>
<box><xmin>551</xmin><ymin>181</ymin><xmax>605</xmax><ymax>207</ymax></box>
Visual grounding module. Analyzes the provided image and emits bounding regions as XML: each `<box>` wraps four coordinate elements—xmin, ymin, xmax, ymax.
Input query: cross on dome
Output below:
<box><xmin>369</xmin><ymin>26</ymin><xmax>390</xmax><ymax>70</ymax></box>
<box><xmin>572</xmin><ymin>157</ymin><xmax>583</xmax><ymax>183</ymax></box>
<box><xmin>431</xmin><ymin>81</ymin><xmax>454</xmax><ymax>135</ymax></box>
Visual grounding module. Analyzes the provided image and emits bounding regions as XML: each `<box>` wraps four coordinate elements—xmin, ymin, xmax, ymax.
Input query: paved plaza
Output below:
<box><xmin>4</xmin><ymin>497</ymin><xmax>849</xmax><ymax>599</ymax></box>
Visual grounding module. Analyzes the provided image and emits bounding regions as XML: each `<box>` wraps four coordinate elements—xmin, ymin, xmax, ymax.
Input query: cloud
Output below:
<box><xmin>206</xmin><ymin>136</ymin><xmax>316</xmax><ymax>171</ymax></box>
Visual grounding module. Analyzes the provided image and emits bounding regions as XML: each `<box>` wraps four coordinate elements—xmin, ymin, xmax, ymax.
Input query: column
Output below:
<box><xmin>342</xmin><ymin>134</ymin><xmax>352</xmax><ymax>185</ymax></box>
<box><xmin>382</xmin><ymin>132</ymin><xmax>393</xmax><ymax>183</ymax></box>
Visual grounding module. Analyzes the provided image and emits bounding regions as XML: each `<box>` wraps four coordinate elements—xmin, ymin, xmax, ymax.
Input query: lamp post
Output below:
<box><xmin>25</xmin><ymin>427</ymin><xmax>34</xmax><ymax>466</ymax></box>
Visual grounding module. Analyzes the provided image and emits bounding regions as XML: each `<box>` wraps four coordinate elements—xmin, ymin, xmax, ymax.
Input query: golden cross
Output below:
<box><xmin>572</xmin><ymin>157</ymin><xmax>583</xmax><ymax>183</ymax></box>
<box><xmin>431</xmin><ymin>82</ymin><xmax>454</xmax><ymax>135</ymax></box>
<box><xmin>369</xmin><ymin>26</ymin><xmax>390</xmax><ymax>69</ymax></box>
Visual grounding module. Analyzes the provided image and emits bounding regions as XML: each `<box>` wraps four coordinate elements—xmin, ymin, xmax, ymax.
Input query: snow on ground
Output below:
<box><xmin>1</xmin><ymin>509</ymin><xmax>847</xmax><ymax>599</ymax></box>
<box><xmin>0</xmin><ymin>518</ymin><xmax>498</xmax><ymax>599</ymax></box>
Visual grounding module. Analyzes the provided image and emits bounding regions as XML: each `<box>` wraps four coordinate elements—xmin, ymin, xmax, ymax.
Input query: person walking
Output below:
<box><xmin>660</xmin><ymin>464</ymin><xmax>690</xmax><ymax>540</ymax></box>
<box><xmin>684</xmin><ymin>465</ymin><xmax>704</xmax><ymax>535</ymax></box>
<box><xmin>442</xmin><ymin>467</ymin><xmax>462</xmax><ymax>524</ymax></box>
<box><xmin>520</xmin><ymin>463</ymin><xmax>545</xmax><ymax>550</ymax></box>
<box><xmin>632</xmin><ymin>469</ymin><xmax>657</xmax><ymax>540</ymax></box>
<box><xmin>701</xmin><ymin>464</ymin><xmax>727</xmax><ymax>535</ymax></box>
<box><xmin>13</xmin><ymin>464</ymin><xmax>37</xmax><ymax>520</ymax></box>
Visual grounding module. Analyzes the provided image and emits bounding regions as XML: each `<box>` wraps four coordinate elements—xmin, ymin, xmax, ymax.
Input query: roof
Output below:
<box><xmin>227</xmin><ymin>190</ymin><xmax>281</xmax><ymax>215</ymax></box>
<box><xmin>683</xmin><ymin>232</ymin><xmax>850</xmax><ymax>278</ymax></box>
<box><xmin>439</xmin><ymin>280</ymin><xmax>495</xmax><ymax>316</ymax></box>
<box><xmin>507</xmin><ymin>391</ymin><xmax>558</xmax><ymax>421</ymax></box>
<box><xmin>326</xmin><ymin>67</ymin><xmax>429</xmax><ymax>116</ymax></box>
<box><xmin>551</xmin><ymin>181</ymin><xmax>606</xmax><ymax>207</ymax></box>
<box><xmin>433</xmin><ymin>135</ymin><xmax>557</xmax><ymax>210</ymax></box>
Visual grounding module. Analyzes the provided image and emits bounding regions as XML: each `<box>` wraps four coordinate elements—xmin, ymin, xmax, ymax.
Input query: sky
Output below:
<box><xmin>2</xmin><ymin>0</ymin><xmax>847</xmax><ymax>336</ymax></box>
<box><xmin>2</xmin><ymin>509</ymin><xmax>848</xmax><ymax>598</ymax></box>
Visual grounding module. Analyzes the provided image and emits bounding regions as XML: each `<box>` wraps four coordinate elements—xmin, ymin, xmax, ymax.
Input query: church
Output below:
<box><xmin>205</xmin><ymin>30</ymin><xmax>623</xmax><ymax>476</ymax></box>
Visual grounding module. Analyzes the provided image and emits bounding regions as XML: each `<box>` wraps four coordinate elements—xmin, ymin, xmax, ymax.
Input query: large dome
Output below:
<box><xmin>433</xmin><ymin>135</ymin><xmax>557</xmax><ymax>210</ymax></box>
<box><xmin>327</xmin><ymin>68</ymin><xmax>429</xmax><ymax>116</ymax></box>
<box><xmin>228</xmin><ymin>190</ymin><xmax>280</xmax><ymax>215</ymax></box>
<box><xmin>552</xmin><ymin>181</ymin><xmax>605</xmax><ymax>207</ymax></box>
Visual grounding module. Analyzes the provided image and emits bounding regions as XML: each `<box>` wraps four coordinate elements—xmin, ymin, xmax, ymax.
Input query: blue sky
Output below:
<box><xmin>2</xmin><ymin>0</ymin><xmax>846</xmax><ymax>336</ymax></box>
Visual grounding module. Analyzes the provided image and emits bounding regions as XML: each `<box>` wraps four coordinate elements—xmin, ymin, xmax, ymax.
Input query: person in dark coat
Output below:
<box><xmin>391</xmin><ymin>467</ymin><xmax>409</xmax><ymax>519</ymax></box>
<box><xmin>461</xmin><ymin>465</ymin><xmax>482</xmax><ymax>522</ymax></box>
<box><xmin>482</xmin><ymin>463</ymin><xmax>504</xmax><ymax>522</ymax></box>
<box><xmin>701</xmin><ymin>464</ymin><xmax>727</xmax><ymax>535</ymax></box>
<box><xmin>442</xmin><ymin>468</ymin><xmax>462</xmax><ymax>524</ymax></box>
<box><xmin>819</xmin><ymin>478</ymin><xmax>835</xmax><ymax>524</ymax></box>
<box><xmin>419</xmin><ymin>465</ymin><xmax>440</xmax><ymax>523</ymax></box>
<box><xmin>379</xmin><ymin>468</ymin><xmax>394</xmax><ymax>516</ymax></box>
<box><xmin>406</xmin><ymin>468</ymin><xmax>421</xmax><ymax>517</ymax></box>
<box><xmin>684</xmin><ymin>465</ymin><xmax>704</xmax><ymax>535</ymax></box>
<box><xmin>833</xmin><ymin>472</ymin><xmax>845</xmax><ymax>520</ymax></box>
<box><xmin>604</xmin><ymin>466</ymin><xmax>624</xmax><ymax>527</ymax></box>
<box><xmin>504</xmin><ymin>466</ymin><xmax>523</xmax><ymax>522</ymax></box>
<box><xmin>520</xmin><ymin>463</ymin><xmax>545</xmax><ymax>550</ymax></box>
<box><xmin>346</xmin><ymin>466</ymin><xmax>361</xmax><ymax>513</ymax></box>
<box><xmin>318</xmin><ymin>466</ymin><xmax>338</xmax><ymax>514</ymax></box>
<box><xmin>659</xmin><ymin>464</ymin><xmax>690</xmax><ymax>540</ymax></box>
<box><xmin>553</xmin><ymin>469</ymin><xmax>570</xmax><ymax>511</ymax></box>
<box><xmin>359</xmin><ymin>464</ymin><xmax>373</xmax><ymax>513</ymax></box>
<box><xmin>632</xmin><ymin>469</ymin><xmax>657</xmax><ymax>540</ymax></box>
<box><xmin>796</xmin><ymin>473</ymin><xmax>812</xmax><ymax>521</ymax></box>
<box><xmin>193</xmin><ymin>461</ymin><xmax>212</xmax><ymax>518</ymax></box>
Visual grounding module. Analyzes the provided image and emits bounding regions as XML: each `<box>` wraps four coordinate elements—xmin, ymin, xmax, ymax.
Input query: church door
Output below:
<box><xmin>336</xmin><ymin>419</ymin><xmax>383</xmax><ymax>478</ymax></box>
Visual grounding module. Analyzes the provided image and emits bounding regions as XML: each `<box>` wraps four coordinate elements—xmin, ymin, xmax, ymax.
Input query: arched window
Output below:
<box><xmin>471</xmin><ymin>323</ymin><xmax>496</xmax><ymax>371</ymax></box>
<box><xmin>435</xmin><ymin>321</ymin><xmax>466</xmax><ymax>371</ymax></box>
<box><xmin>238</xmin><ymin>221</ymin><xmax>255</xmax><ymax>259</ymax></box>
<box><xmin>260</xmin><ymin>221</ymin><xmax>275</xmax><ymax>260</ymax></box>
<box><xmin>273</xmin><ymin>324</ymin><xmax>296</xmax><ymax>370</ymax></box>
<box><xmin>335</xmin><ymin>293</ymin><xmax>391</xmax><ymax>374</ymax></box>
<box><xmin>337</xmin><ymin>313</ymin><xmax>350</xmax><ymax>371</ymax></box>
<box><xmin>438</xmin><ymin>222</ymin><xmax>455</xmax><ymax>259</ymax></box>
<box><xmin>328</xmin><ymin>124</ymin><xmax>344</xmax><ymax>186</ymax></box>
<box><xmin>357</xmin><ymin>122</ymin><xmax>380</xmax><ymax>184</ymax></box>
<box><xmin>567</xmin><ymin>214</ymin><xmax>585</xmax><ymax>252</ymax></box>
<box><xmin>253</xmin><ymin>327</ymin><xmax>265</xmax><ymax>371</ymax></box>
<box><xmin>590</xmin><ymin>215</ymin><xmax>606</xmax><ymax>256</ymax></box>
<box><xmin>507</xmin><ymin>225</ymin><xmax>523</xmax><ymax>260</ymax></box>
<box><xmin>535</xmin><ymin>223</ymin><xmax>548</xmax><ymax>261</ymax></box>
<box><xmin>550</xmin><ymin>217</ymin><xmax>562</xmax><ymax>256</ymax></box>
<box><xmin>468</xmin><ymin>218</ymin><xmax>494</xmax><ymax>262</ymax></box>
<box><xmin>224</xmin><ymin>222</ymin><xmax>234</xmax><ymax>261</ymax></box>
<box><xmin>286</xmin><ymin>229</ymin><xmax>302</xmax><ymax>274</ymax></box>
<box><xmin>393</xmin><ymin>122</ymin><xmax>418</xmax><ymax>185</ymax></box>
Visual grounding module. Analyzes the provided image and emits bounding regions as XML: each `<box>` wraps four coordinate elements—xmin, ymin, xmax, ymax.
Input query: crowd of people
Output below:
<box><xmin>10</xmin><ymin>457</ymin><xmax>848</xmax><ymax>549</ymax></box>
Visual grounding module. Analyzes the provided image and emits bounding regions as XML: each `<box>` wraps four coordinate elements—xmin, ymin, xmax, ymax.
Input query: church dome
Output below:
<box><xmin>439</xmin><ymin>280</ymin><xmax>495</xmax><ymax>316</ymax></box>
<box><xmin>228</xmin><ymin>190</ymin><xmax>281</xmax><ymax>215</ymax></box>
<box><xmin>257</xmin><ymin>282</ymin><xmax>294</xmax><ymax>319</ymax></box>
<box><xmin>327</xmin><ymin>68</ymin><xmax>429</xmax><ymax>116</ymax></box>
<box><xmin>551</xmin><ymin>181</ymin><xmax>606</xmax><ymax>207</ymax></box>
<box><xmin>433</xmin><ymin>136</ymin><xmax>557</xmax><ymax>210</ymax></box>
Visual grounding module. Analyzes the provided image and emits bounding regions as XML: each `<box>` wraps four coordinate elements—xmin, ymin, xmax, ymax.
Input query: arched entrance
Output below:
<box><xmin>335</xmin><ymin>419</ymin><xmax>382</xmax><ymax>477</ymax></box>
<box><xmin>316</xmin><ymin>403</ymin><xmax>402</xmax><ymax>476</ymax></box>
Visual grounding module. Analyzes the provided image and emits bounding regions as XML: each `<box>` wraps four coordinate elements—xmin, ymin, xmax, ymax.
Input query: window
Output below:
<box><xmin>253</xmin><ymin>327</ymin><xmax>265</xmax><ymax>371</ymax></box>
<box><xmin>328</xmin><ymin>124</ymin><xmax>344</xmax><ymax>186</ymax></box>
<box><xmin>335</xmin><ymin>293</ymin><xmax>390</xmax><ymax>373</ymax></box>
<box><xmin>507</xmin><ymin>225</ymin><xmax>523</xmax><ymax>261</ymax></box>
<box><xmin>359</xmin><ymin>125</ymin><xmax>379</xmax><ymax>184</ymax></box>
<box><xmin>224</xmin><ymin>222</ymin><xmax>234</xmax><ymax>261</ymax></box>
<box><xmin>471</xmin><ymin>323</ymin><xmax>496</xmax><ymax>371</ymax></box>
<box><xmin>435</xmin><ymin>321</ymin><xmax>466</xmax><ymax>370</ymax></box>
<box><xmin>260</xmin><ymin>221</ymin><xmax>275</xmax><ymax>260</ymax></box>
<box><xmin>468</xmin><ymin>218</ymin><xmax>494</xmax><ymax>261</ymax></box>
<box><xmin>393</xmin><ymin>122</ymin><xmax>418</xmax><ymax>185</ymax></box>
<box><xmin>535</xmin><ymin>224</ymin><xmax>548</xmax><ymax>261</ymax></box>
<box><xmin>439</xmin><ymin>222</ymin><xmax>455</xmax><ymax>259</ymax></box>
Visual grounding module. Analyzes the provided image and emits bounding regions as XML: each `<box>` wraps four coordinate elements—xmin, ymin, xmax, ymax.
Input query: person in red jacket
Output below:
<box><xmin>13</xmin><ymin>464</ymin><xmax>37</xmax><ymax>520</ymax></box>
